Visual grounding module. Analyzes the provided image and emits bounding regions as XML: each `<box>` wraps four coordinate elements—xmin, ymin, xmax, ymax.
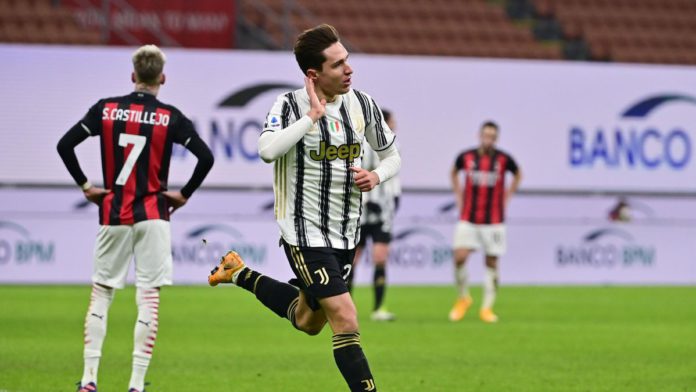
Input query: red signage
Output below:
<box><xmin>64</xmin><ymin>0</ymin><xmax>236</xmax><ymax>48</ymax></box>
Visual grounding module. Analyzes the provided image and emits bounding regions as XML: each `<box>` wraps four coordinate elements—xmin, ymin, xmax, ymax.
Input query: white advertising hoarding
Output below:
<box><xmin>2</xmin><ymin>45</ymin><xmax>696</xmax><ymax>192</ymax></box>
<box><xmin>1</xmin><ymin>189</ymin><xmax>693</xmax><ymax>285</ymax></box>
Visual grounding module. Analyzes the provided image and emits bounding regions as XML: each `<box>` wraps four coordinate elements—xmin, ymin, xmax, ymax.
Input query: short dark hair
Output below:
<box><xmin>382</xmin><ymin>109</ymin><xmax>392</xmax><ymax>124</ymax></box>
<box><xmin>480</xmin><ymin>120</ymin><xmax>499</xmax><ymax>133</ymax></box>
<box><xmin>294</xmin><ymin>24</ymin><xmax>340</xmax><ymax>75</ymax></box>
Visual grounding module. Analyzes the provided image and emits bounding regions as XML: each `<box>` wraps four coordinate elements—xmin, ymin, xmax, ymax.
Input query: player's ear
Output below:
<box><xmin>160</xmin><ymin>73</ymin><xmax>166</xmax><ymax>85</ymax></box>
<box><xmin>307</xmin><ymin>69</ymin><xmax>318</xmax><ymax>80</ymax></box>
<box><xmin>131</xmin><ymin>72</ymin><xmax>136</xmax><ymax>84</ymax></box>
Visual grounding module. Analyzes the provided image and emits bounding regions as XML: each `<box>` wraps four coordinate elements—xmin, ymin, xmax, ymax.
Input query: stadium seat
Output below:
<box><xmin>549</xmin><ymin>0</ymin><xmax>696</xmax><ymax>64</ymax></box>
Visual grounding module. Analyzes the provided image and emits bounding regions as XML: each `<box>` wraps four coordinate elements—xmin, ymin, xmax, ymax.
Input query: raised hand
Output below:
<box><xmin>305</xmin><ymin>76</ymin><xmax>326</xmax><ymax>122</ymax></box>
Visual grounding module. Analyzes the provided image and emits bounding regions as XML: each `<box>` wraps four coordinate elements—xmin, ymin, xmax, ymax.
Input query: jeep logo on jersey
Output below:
<box><xmin>310</xmin><ymin>141</ymin><xmax>361</xmax><ymax>162</ymax></box>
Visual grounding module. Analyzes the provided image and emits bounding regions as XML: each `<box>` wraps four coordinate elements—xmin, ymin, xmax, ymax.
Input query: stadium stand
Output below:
<box><xmin>239</xmin><ymin>0</ymin><xmax>562</xmax><ymax>59</ymax></box>
<box><xmin>238</xmin><ymin>0</ymin><xmax>696</xmax><ymax>64</ymax></box>
<box><xmin>528</xmin><ymin>0</ymin><xmax>696</xmax><ymax>64</ymax></box>
<box><xmin>0</xmin><ymin>0</ymin><xmax>100</xmax><ymax>45</ymax></box>
<box><xmin>1</xmin><ymin>0</ymin><xmax>695</xmax><ymax>65</ymax></box>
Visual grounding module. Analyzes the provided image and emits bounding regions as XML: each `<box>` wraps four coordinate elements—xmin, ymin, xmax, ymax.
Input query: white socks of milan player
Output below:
<box><xmin>455</xmin><ymin>264</ymin><xmax>470</xmax><ymax>298</ymax></box>
<box><xmin>482</xmin><ymin>267</ymin><xmax>498</xmax><ymax>309</ymax></box>
<box><xmin>129</xmin><ymin>287</ymin><xmax>160</xmax><ymax>391</ymax></box>
<box><xmin>82</xmin><ymin>284</ymin><xmax>115</xmax><ymax>386</ymax></box>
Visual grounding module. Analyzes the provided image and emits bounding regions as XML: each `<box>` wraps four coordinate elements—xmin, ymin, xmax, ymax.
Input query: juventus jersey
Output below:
<box><xmin>360</xmin><ymin>142</ymin><xmax>401</xmax><ymax>228</ymax></box>
<box><xmin>263</xmin><ymin>88</ymin><xmax>396</xmax><ymax>249</ymax></box>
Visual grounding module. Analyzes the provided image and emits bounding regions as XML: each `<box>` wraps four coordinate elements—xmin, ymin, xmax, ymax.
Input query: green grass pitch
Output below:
<box><xmin>1</xmin><ymin>285</ymin><xmax>695</xmax><ymax>391</ymax></box>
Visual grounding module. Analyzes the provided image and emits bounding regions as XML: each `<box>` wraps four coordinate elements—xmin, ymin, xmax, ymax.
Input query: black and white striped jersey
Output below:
<box><xmin>263</xmin><ymin>88</ymin><xmax>396</xmax><ymax>249</ymax></box>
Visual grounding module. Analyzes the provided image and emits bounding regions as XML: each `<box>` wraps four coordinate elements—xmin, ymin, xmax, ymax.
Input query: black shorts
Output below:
<box><xmin>357</xmin><ymin>223</ymin><xmax>392</xmax><ymax>248</ymax></box>
<box><xmin>282</xmin><ymin>239</ymin><xmax>355</xmax><ymax>311</ymax></box>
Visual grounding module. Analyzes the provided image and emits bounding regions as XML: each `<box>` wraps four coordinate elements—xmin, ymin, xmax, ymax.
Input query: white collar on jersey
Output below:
<box><xmin>296</xmin><ymin>87</ymin><xmax>347</xmax><ymax>108</ymax></box>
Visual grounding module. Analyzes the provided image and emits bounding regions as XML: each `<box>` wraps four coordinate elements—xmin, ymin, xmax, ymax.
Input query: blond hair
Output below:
<box><xmin>132</xmin><ymin>45</ymin><xmax>166</xmax><ymax>86</ymax></box>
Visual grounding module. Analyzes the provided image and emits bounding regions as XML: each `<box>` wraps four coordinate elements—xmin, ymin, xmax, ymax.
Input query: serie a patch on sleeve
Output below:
<box><xmin>266</xmin><ymin>115</ymin><xmax>282</xmax><ymax>130</ymax></box>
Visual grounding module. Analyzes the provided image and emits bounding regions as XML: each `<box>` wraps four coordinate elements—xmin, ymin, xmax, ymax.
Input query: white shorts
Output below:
<box><xmin>452</xmin><ymin>221</ymin><xmax>507</xmax><ymax>257</ymax></box>
<box><xmin>92</xmin><ymin>219</ymin><xmax>173</xmax><ymax>289</ymax></box>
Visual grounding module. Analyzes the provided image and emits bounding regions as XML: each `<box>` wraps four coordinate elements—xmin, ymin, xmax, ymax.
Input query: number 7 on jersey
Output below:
<box><xmin>115</xmin><ymin>133</ymin><xmax>147</xmax><ymax>186</ymax></box>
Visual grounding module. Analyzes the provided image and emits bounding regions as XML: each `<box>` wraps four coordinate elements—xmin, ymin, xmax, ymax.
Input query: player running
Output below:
<box><xmin>348</xmin><ymin>109</ymin><xmax>401</xmax><ymax>322</ymax></box>
<box><xmin>208</xmin><ymin>24</ymin><xmax>400</xmax><ymax>391</ymax></box>
<box><xmin>449</xmin><ymin>121</ymin><xmax>521</xmax><ymax>323</ymax></box>
<box><xmin>57</xmin><ymin>45</ymin><xmax>214</xmax><ymax>392</ymax></box>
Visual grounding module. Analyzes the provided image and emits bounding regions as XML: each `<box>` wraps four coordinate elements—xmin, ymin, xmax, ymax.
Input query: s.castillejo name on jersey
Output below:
<box><xmin>102</xmin><ymin>107</ymin><xmax>171</xmax><ymax>126</ymax></box>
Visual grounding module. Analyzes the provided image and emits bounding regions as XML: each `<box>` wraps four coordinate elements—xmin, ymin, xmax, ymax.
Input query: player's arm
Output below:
<box><xmin>351</xmin><ymin>143</ymin><xmax>400</xmax><ymax>192</ymax></box>
<box><xmin>56</xmin><ymin>103</ymin><xmax>109</xmax><ymax>204</ymax></box>
<box><xmin>505</xmin><ymin>156</ymin><xmax>522</xmax><ymax>208</ymax></box>
<box><xmin>451</xmin><ymin>164</ymin><xmax>462</xmax><ymax>214</ymax></box>
<box><xmin>258</xmin><ymin>77</ymin><xmax>325</xmax><ymax>163</ymax></box>
<box><xmin>451</xmin><ymin>152</ymin><xmax>466</xmax><ymax>213</ymax></box>
<box><xmin>164</xmin><ymin>118</ymin><xmax>215</xmax><ymax>214</ymax></box>
<box><xmin>506</xmin><ymin>168</ymin><xmax>522</xmax><ymax>208</ymax></box>
<box><xmin>354</xmin><ymin>95</ymin><xmax>401</xmax><ymax>192</ymax></box>
<box><xmin>361</xmin><ymin>146</ymin><xmax>377</xmax><ymax>172</ymax></box>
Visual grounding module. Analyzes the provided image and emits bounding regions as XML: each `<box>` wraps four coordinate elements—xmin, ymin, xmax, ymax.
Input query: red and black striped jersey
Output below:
<box><xmin>79</xmin><ymin>92</ymin><xmax>198</xmax><ymax>225</ymax></box>
<box><xmin>454</xmin><ymin>148</ymin><xmax>519</xmax><ymax>224</ymax></box>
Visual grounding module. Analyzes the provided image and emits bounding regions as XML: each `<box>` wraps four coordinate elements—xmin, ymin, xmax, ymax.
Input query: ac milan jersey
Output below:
<box><xmin>79</xmin><ymin>92</ymin><xmax>197</xmax><ymax>225</ymax></box>
<box><xmin>454</xmin><ymin>148</ymin><xmax>519</xmax><ymax>224</ymax></box>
